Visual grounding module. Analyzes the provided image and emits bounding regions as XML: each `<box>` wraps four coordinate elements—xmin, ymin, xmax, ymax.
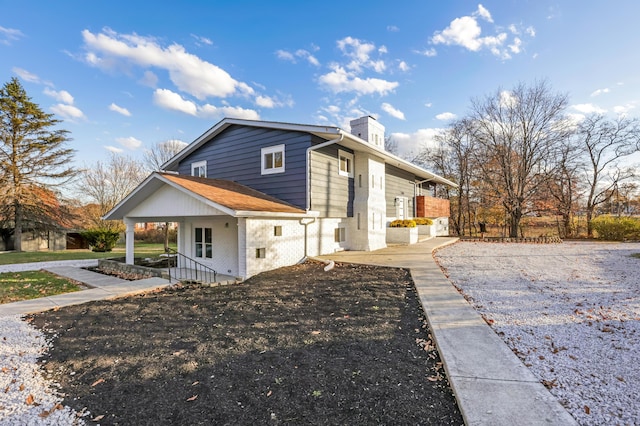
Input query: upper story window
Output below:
<box><xmin>338</xmin><ymin>149</ymin><xmax>354</xmax><ymax>178</ymax></box>
<box><xmin>191</xmin><ymin>160</ymin><xmax>207</xmax><ymax>178</ymax></box>
<box><xmin>261</xmin><ymin>144</ymin><xmax>285</xmax><ymax>175</ymax></box>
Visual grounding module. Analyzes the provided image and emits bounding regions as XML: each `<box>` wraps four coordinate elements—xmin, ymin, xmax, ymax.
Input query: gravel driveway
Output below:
<box><xmin>435</xmin><ymin>241</ymin><xmax>640</xmax><ymax>426</ymax></box>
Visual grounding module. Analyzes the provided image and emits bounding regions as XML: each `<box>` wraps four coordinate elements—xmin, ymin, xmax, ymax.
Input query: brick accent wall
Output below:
<box><xmin>415</xmin><ymin>195</ymin><xmax>450</xmax><ymax>218</ymax></box>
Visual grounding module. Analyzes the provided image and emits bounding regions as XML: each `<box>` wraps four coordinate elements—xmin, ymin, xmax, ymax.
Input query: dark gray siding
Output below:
<box><xmin>177</xmin><ymin>125</ymin><xmax>311</xmax><ymax>209</ymax></box>
<box><xmin>385</xmin><ymin>164</ymin><xmax>415</xmax><ymax>214</ymax></box>
<box><xmin>310</xmin><ymin>144</ymin><xmax>353</xmax><ymax>217</ymax></box>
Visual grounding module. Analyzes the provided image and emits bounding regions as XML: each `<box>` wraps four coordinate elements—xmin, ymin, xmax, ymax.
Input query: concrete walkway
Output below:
<box><xmin>0</xmin><ymin>266</ymin><xmax>171</xmax><ymax>317</ymax></box>
<box><xmin>320</xmin><ymin>238</ymin><xmax>577</xmax><ymax>426</ymax></box>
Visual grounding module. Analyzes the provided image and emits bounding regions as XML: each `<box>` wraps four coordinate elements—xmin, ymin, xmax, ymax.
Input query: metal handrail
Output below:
<box><xmin>165</xmin><ymin>248</ymin><xmax>217</xmax><ymax>284</ymax></box>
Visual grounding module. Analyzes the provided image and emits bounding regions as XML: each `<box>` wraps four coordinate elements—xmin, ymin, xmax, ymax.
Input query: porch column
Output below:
<box><xmin>124</xmin><ymin>217</ymin><xmax>135</xmax><ymax>265</ymax></box>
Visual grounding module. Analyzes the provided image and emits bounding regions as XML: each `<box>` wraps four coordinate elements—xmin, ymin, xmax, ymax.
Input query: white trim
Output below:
<box><xmin>338</xmin><ymin>149</ymin><xmax>354</xmax><ymax>178</ymax></box>
<box><xmin>261</xmin><ymin>144</ymin><xmax>285</xmax><ymax>175</ymax></box>
<box><xmin>191</xmin><ymin>160</ymin><xmax>207</xmax><ymax>177</ymax></box>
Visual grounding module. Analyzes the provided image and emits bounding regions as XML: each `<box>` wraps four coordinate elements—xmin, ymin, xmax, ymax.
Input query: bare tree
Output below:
<box><xmin>467</xmin><ymin>80</ymin><xmax>571</xmax><ymax>237</ymax></box>
<box><xmin>416</xmin><ymin>120</ymin><xmax>476</xmax><ymax>236</ymax></box>
<box><xmin>79</xmin><ymin>153</ymin><xmax>147</xmax><ymax>231</ymax></box>
<box><xmin>143</xmin><ymin>139</ymin><xmax>187</xmax><ymax>172</ymax></box>
<box><xmin>577</xmin><ymin>114</ymin><xmax>640</xmax><ymax>236</ymax></box>
<box><xmin>0</xmin><ymin>78</ymin><xmax>76</xmax><ymax>251</ymax></box>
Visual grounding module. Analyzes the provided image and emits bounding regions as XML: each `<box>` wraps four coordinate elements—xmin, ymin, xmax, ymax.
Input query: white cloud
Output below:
<box><xmin>509</xmin><ymin>37</ymin><xmax>522</xmax><ymax>54</ymax></box>
<box><xmin>276</xmin><ymin>49</ymin><xmax>296</xmax><ymax>62</ymax></box>
<box><xmin>139</xmin><ymin>70</ymin><xmax>158</xmax><ymax>87</ymax></box>
<box><xmin>526</xmin><ymin>26</ymin><xmax>536</xmax><ymax>37</ymax></box>
<box><xmin>191</xmin><ymin>34</ymin><xmax>213</xmax><ymax>46</ymax></box>
<box><xmin>276</xmin><ymin>49</ymin><xmax>320</xmax><ymax>66</ymax></box>
<box><xmin>430</xmin><ymin>5</ymin><xmax>530</xmax><ymax>59</ymax></box>
<box><xmin>12</xmin><ymin>67</ymin><xmax>40</xmax><ymax>83</ymax></box>
<box><xmin>435</xmin><ymin>112</ymin><xmax>457</xmax><ymax>121</ymax></box>
<box><xmin>0</xmin><ymin>26</ymin><xmax>24</xmax><ymax>45</ymax></box>
<box><xmin>104</xmin><ymin>145</ymin><xmax>124</xmax><ymax>153</ymax></box>
<box><xmin>198</xmin><ymin>104</ymin><xmax>260</xmax><ymax>120</ymax></box>
<box><xmin>109</xmin><ymin>103</ymin><xmax>131</xmax><ymax>116</ymax></box>
<box><xmin>50</xmin><ymin>103</ymin><xmax>85</xmax><ymax>120</ymax></box>
<box><xmin>153</xmin><ymin>88</ymin><xmax>198</xmax><ymax>115</ymax></box>
<box><xmin>82</xmin><ymin>28</ymin><xmax>253</xmax><ymax>100</ymax></box>
<box><xmin>475</xmin><ymin>4</ymin><xmax>493</xmax><ymax>23</ymax></box>
<box><xmin>590</xmin><ymin>88</ymin><xmax>610</xmax><ymax>97</ymax></box>
<box><xmin>613</xmin><ymin>103</ymin><xmax>636</xmax><ymax>115</ymax></box>
<box><xmin>572</xmin><ymin>103</ymin><xmax>607</xmax><ymax>114</ymax></box>
<box><xmin>391</xmin><ymin>128</ymin><xmax>443</xmax><ymax>157</ymax></box>
<box><xmin>116</xmin><ymin>136</ymin><xmax>143</xmax><ymax>150</ymax></box>
<box><xmin>43</xmin><ymin>88</ymin><xmax>74</xmax><ymax>104</ymax></box>
<box><xmin>500</xmin><ymin>90</ymin><xmax>518</xmax><ymax>108</ymax></box>
<box><xmin>416</xmin><ymin>47</ymin><xmax>437</xmax><ymax>57</ymax></box>
<box><xmin>425</xmin><ymin>102</ymin><xmax>433</xmax><ymax>108</ymax></box>
<box><xmin>319</xmin><ymin>65</ymin><xmax>398</xmax><ymax>96</ymax></box>
<box><xmin>387</xmin><ymin>25</ymin><xmax>399</xmax><ymax>32</ymax></box>
<box><xmin>381</xmin><ymin>102</ymin><xmax>406</xmax><ymax>120</ymax></box>
<box><xmin>336</xmin><ymin>36</ymin><xmax>387</xmax><ymax>73</ymax></box>
<box><xmin>153</xmin><ymin>88</ymin><xmax>260</xmax><ymax>120</ymax></box>
<box><xmin>255</xmin><ymin>95</ymin><xmax>275</xmax><ymax>108</ymax></box>
<box><xmin>398</xmin><ymin>61</ymin><xmax>410</xmax><ymax>72</ymax></box>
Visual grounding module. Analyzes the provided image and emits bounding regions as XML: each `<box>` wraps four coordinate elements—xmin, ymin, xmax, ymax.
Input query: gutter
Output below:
<box><xmin>305</xmin><ymin>132</ymin><xmax>345</xmax><ymax>211</ymax></box>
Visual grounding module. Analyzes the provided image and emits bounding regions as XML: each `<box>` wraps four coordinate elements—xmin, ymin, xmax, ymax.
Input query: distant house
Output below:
<box><xmin>105</xmin><ymin>116</ymin><xmax>456</xmax><ymax>279</ymax></box>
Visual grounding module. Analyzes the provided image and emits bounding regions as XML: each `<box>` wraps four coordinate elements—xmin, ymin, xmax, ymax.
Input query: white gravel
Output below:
<box><xmin>435</xmin><ymin>241</ymin><xmax>640</xmax><ymax>426</ymax></box>
<box><xmin>0</xmin><ymin>315</ymin><xmax>83</xmax><ymax>425</ymax></box>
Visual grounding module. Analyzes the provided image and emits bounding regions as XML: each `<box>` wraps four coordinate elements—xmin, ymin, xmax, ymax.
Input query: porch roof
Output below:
<box><xmin>104</xmin><ymin>172</ymin><xmax>308</xmax><ymax>220</ymax></box>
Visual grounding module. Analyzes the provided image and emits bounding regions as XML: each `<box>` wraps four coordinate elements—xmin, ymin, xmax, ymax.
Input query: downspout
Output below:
<box><xmin>306</xmin><ymin>132</ymin><xmax>345</xmax><ymax>211</ymax></box>
<box><xmin>298</xmin><ymin>132</ymin><xmax>344</xmax><ymax>262</ymax></box>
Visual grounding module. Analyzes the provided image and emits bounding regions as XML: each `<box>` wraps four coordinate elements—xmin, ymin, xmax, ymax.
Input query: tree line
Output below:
<box><xmin>408</xmin><ymin>80</ymin><xmax>640</xmax><ymax>238</ymax></box>
<box><xmin>0</xmin><ymin>77</ymin><xmax>183</xmax><ymax>251</ymax></box>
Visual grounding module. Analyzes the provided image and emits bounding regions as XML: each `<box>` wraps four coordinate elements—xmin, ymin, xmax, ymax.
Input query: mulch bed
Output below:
<box><xmin>30</xmin><ymin>261</ymin><xmax>463</xmax><ymax>425</ymax></box>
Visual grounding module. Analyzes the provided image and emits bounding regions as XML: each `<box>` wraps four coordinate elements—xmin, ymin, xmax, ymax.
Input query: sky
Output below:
<box><xmin>2</xmin><ymin>0</ymin><xmax>640</xmax><ymax>167</ymax></box>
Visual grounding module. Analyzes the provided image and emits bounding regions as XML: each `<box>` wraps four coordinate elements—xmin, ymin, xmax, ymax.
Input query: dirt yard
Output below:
<box><xmin>30</xmin><ymin>261</ymin><xmax>463</xmax><ymax>425</ymax></box>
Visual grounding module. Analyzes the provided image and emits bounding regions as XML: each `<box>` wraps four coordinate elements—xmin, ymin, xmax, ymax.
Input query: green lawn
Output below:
<box><xmin>0</xmin><ymin>243</ymin><xmax>176</xmax><ymax>265</ymax></box>
<box><xmin>0</xmin><ymin>271</ymin><xmax>82</xmax><ymax>304</ymax></box>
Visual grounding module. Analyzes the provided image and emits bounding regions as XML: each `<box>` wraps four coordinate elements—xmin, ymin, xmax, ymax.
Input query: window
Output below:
<box><xmin>261</xmin><ymin>144</ymin><xmax>285</xmax><ymax>175</ymax></box>
<box><xmin>274</xmin><ymin>225</ymin><xmax>282</xmax><ymax>236</ymax></box>
<box><xmin>334</xmin><ymin>227</ymin><xmax>346</xmax><ymax>242</ymax></box>
<box><xmin>191</xmin><ymin>160</ymin><xmax>207</xmax><ymax>178</ymax></box>
<box><xmin>338</xmin><ymin>150</ymin><xmax>354</xmax><ymax>177</ymax></box>
<box><xmin>256</xmin><ymin>248</ymin><xmax>266</xmax><ymax>258</ymax></box>
<box><xmin>195</xmin><ymin>227</ymin><xmax>212</xmax><ymax>259</ymax></box>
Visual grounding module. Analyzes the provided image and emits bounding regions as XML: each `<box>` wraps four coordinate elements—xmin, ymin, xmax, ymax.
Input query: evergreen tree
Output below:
<box><xmin>0</xmin><ymin>77</ymin><xmax>76</xmax><ymax>251</ymax></box>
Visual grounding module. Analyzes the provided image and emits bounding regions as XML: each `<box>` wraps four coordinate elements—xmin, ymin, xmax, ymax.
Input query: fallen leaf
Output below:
<box><xmin>26</xmin><ymin>394</ymin><xmax>35</xmax><ymax>405</ymax></box>
<box><xmin>584</xmin><ymin>405</ymin><xmax>590</xmax><ymax>415</ymax></box>
<box><xmin>192</xmin><ymin>381</ymin><xmax>199</xmax><ymax>386</ymax></box>
<box><xmin>92</xmin><ymin>414</ymin><xmax>105</xmax><ymax>421</ymax></box>
<box><xmin>91</xmin><ymin>378</ymin><xmax>105</xmax><ymax>387</ymax></box>
<box><xmin>39</xmin><ymin>410</ymin><xmax>51</xmax><ymax>418</ymax></box>
<box><xmin>19</xmin><ymin>384</ymin><xmax>25</xmax><ymax>391</ymax></box>
<box><xmin>311</xmin><ymin>330</ymin><xmax>321</xmax><ymax>335</ymax></box>
<box><xmin>1</xmin><ymin>367</ymin><xmax>8</xmax><ymax>373</ymax></box>
<box><xmin>267</xmin><ymin>390</ymin><xmax>272</xmax><ymax>397</ymax></box>
<box><xmin>186</xmin><ymin>395</ymin><xmax>198</xmax><ymax>401</ymax></box>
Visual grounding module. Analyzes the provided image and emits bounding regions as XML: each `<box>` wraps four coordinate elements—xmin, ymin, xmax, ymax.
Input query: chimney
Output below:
<box><xmin>350</xmin><ymin>116</ymin><xmax>385</xmax><ymax>150</ymax></box>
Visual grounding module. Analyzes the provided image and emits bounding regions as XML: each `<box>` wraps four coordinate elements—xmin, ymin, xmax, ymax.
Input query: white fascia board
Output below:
<box><xmin>235</xmin><ymin>210</ymin><xmax>319</xmax><ymax>218</ymax></box>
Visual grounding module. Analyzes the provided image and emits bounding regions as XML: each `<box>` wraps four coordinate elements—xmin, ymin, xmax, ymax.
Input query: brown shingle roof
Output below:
<box><xmin>160</xmin><ymin>173</ymin><xmax>306</xmax><ymax>214</ymax></box>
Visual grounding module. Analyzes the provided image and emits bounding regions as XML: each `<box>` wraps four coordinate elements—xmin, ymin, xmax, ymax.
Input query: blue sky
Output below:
<box><xmin>2</xmin><ymin>1</ymin><xmax>639</xmax><ymax>166</ymax></box>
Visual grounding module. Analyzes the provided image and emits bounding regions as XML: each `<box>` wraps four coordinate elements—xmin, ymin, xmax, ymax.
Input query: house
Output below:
<box><xmin>104</xmin><ymin>116</ymin><xmax>456</xmax><ymax>279</ymax></box>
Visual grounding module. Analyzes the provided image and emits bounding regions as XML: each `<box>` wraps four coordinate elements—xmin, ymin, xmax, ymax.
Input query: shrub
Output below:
<box><xmin>389</xmin><ymin>219</ymin><xmax>417</xmax><ymax>228</ymax></box>
<box><xmin>80</xmin><ymin>229</ymin><xmax>121</xmax><ymax>252</ymax></box>
<box><xmin>135</xmin><ymin>228</ymin><xmax>177</xmax><ymax>244</ymax></box>
<box><xmin>591</xmin><ymin>216</ymin><xmax>640</xmax><ymax>241</ymax></box>
<box><xmin>413</xmin><ymin>218</ymin><xmax>434</xmax><ymax>226</ymax></box>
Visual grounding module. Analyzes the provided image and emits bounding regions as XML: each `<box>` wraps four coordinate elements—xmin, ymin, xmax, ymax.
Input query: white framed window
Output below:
<box><xmin>261</xmin><ymin>144</ymin><xmax>285</xmax><ymax>175</ymax></box>
<box><xmin>191</xmin><ymin>160</ymin><xmax>207</xmax><ymax>178</ymax></box>
<box><xmin>334</xmin><ymin>227</ymin><xmax>346</xmax><ymax>243</ymax></box>
<box><xmin>338</xmin><ymin>150</ymin><xmax>354</xmax><ymax>178</ymax></box>
<box><xmin>194</xmin><ymin>227</ymin><xmax>212</xmax><ymax>259</ymax></box>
